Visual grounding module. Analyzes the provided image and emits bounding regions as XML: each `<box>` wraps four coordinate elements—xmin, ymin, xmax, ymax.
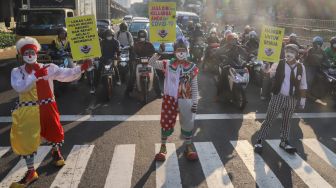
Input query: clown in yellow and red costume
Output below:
<box><xmin>10</xmin><ymin>37</ymin><xmax>91</xmax><ymax>188</ymax></box>
<box><xmin>149</xmin><ymin>38</ymin><xmax>199</xmax><ymax>161</ymax></box>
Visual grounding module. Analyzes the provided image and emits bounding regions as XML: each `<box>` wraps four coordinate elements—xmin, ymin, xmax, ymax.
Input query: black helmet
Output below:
<box><xmin>57</xmin><ymin>27</ymin><xmax>67</xmax><ymax>36</ymax></box>
<box><xmin>137</xmin><ymin>29</ymin><xmax>148</xmax><ymax>39</ymax></box>
<box><xmin>174</xmin><ymin>38</ymin><xmax>188</xmax><ymax>51</ymax></box>
<box><xmin>104</xmin><ymin>29</ymin><xmax>115</xmax><ymax>38</ymax></box>
<box><xmin>120</xmin><ymin>22</ymin><xmax>128</xmax><ymax>32</ymax></box>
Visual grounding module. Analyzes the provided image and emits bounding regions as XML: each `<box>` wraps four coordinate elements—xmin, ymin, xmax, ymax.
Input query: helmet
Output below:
<box><xmin>174</xmin><ymin>38</ymin><xmax>188</xmax><ymax>51</ymax></box>
<box><xmin>226</xmin><ymin>33</ymin><xmax>235</xmax><ymax>42</ymax></box>
<box><xmin>104</xmin><ymin>29</ymin><xmax>115</xmax><ymax>38</ymax></box>
<box><xmin>224</xmin><ymin>30</ymin><xmax>232</xmax><ymax>38</ymax></box>
<box><xmin>195</xmin><ymin>23</ymin><xmax>201</xmax><ymax>30</ymax></box>
<box><xmin>289</xmin><ymin>33</ymin><xmax>297</xmax><ymax>41</ymax></box>
<box><xmin>232</xmin><ymin>33</ymin><xmax>239</xmax><ymax>39</ymax></box>
<box><xmin>244</xmin><ymin>25</ymin><xmax>251</xmax><ymax>33</ymax></box>
<box><xmin>137</xmin><ymin>29</ymin><xmax>148</xmax><ymax>39</ymax></box>
<box><xmin>330</xmin><ymin>36</ymin><xmax>336</xmax><ymax>45</ymax></box>
<box><xmin>120</xmin><ymin>22</ymin><xmax>128</xmax><ymax>32</ymax></box>
<box><xmin>188</xmin><ymin>20</ymin><xmax>194</xmax><ymax>26</ymax></box>
<box><xmin>210</xmin><ymin>28</ymin><xmax>217</xmax><ymax>35</ymax></box>
<box><xmin>312</xmin><ymin>36</ymin><xmax>323</xmax><ymax>46</ymax></box>
<box><xmin>285</xmin><ymin>44</ymin><xmax>299</xmax><ymax>54</ymax></box>
<box><xmin>57</xmin><ymin>27</ymin><xmax>67</xmax><ymax>36</ymax></box>
<box><xmin>248</xmin><ymin>31</ymin><xmax>257</xmax><ymax>39</ymax></box>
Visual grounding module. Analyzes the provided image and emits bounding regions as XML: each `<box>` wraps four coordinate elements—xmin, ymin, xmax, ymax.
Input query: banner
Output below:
<box><xmin>65</xmin><ymin>15</ymin><xmax>101</xmax><ymax>61</ymax></box>
<box><xmin>149</xmin><ymin>2</ymin><xmax>176</xmax><ymax>43</ymax></box>
<box><xmin>257</xmin><ymin>25</ymin><xmax>285</xmax><ymax>63</ymax></box>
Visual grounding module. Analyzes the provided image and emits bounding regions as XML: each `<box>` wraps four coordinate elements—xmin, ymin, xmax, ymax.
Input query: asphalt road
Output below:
<box><xmin>0</xmin><ymin>60</ymin><xmax>336</xmax><ymax>188</ymax></box>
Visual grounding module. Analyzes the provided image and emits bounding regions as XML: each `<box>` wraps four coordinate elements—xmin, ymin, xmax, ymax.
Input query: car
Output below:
<box><xmin>146</xmin><ymin>25</ymin><xmax>189</xmax><ymax>59</ymax></box>
<box><xmin>129</xmin><ymin>17</ymin><xmax>150</xmax><ymax>40</ymax></box>
<box><xmin>97</xmin><ymin>19</ymin><xmax>112</xmax><ymax>38</ymax></box>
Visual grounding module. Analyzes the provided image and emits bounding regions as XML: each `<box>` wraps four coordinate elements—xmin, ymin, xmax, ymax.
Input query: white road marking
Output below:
<box><xmin>302</xmin><ymin>139</ymin><xmax>336</xmax><ymax>170</ymax></box>
<box><xmin>267</xmin><ymin>140</ymin><xmax>332</xmax><ymax>188</ymax></box>
<box><xmin>230</xmin><ymin>140</ymin><xmax>283</xmax><ymax>188</ymax></box>
<box><xmin>1</xmin><ymin>112</ymin><xmax>336</xmax><ymax>123</ymax></box>
<box><xmin>104</xmin><ymin>144</ymin><xmax>135</xmax><ymax>188</ymax></box>
<box><xmin>50</xmin><ymin>145</ymin><xmax>94</xmax><ymax>188</ymax></box>
<box><xmin>194</xmin><ymin>142</ymin><xmax>233</xmax><ymax>188</ymax></box>
<box><xmin>333</xmin><ymin>138</ymin><xmax>336</xmax><ymax>142</ymax></box>
<box><xmin>0</xmin><ymin>147</ymin><xmax>10</xmax><ymax>158</ymax></box>
<box><xmin>0</xmin><ymin>146</ymin><xmax>51</xmax><ymax>188</ymax></box>
<box><xmin>155</xmin><ymin>143</ymin><xmax>182</xmax><ymax>188</ymax></box>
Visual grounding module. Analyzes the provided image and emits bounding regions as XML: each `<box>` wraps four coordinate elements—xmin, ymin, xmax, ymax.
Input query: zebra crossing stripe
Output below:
<box><xmin>0</xmin><ymin>147</ymin><xmax>10</xmax><ymax>158</ymax></box>
<box><xmin>333</xmin><ymin>138</ymin><xmax>336</xmax><ymax>142</ymax></box>
<box><xmin>0</xmin><ymin>146</ymin><xmax>51</xmax><ymax>188</ymax></box>
<box><xmin>104</xmin><ymin>144</ymin><xmax>135</xmax><ymax>188</ymax></box>
<box><xmin>155</xmin><ymin>143</ymin><xmax>182</xmax><ymax>188</ymax></box>
<box><xmin>302</xmin><ymin>139</ymin><xmax>336</xmax><ymax>170</ymax></box>
<box><xmin>230</xmin><ymin>140</ymin><xmax>284</xmax><ymax>188</ymax></box>
<box><xmin>50</xmin><ymin>145</ymin><xmax>94</xmax><ymax>188</ymax></box>
<box><xmin>266</xmin><ymin>140</ymin><xmax>332</xmax><ymax>188</ymax></box>
<box><xmin>194</xmin><ymin>142</ymin><xmax>234</xmax><ymax>188</ymax></box>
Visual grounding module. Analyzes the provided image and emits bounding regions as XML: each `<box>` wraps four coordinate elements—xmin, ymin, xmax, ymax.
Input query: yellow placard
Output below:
<box><xmin>65</xmin><ymin>15</ymin><xmax>101</xmax><ymax>61</ymax></box>
<box><xmin>257</xmin><ymin>25</ymin><xmax>285</xmax><ymax>63</ymax></box>
<box><xmin>149</xmin><ymin>2</ymin><xmax>176</xmax><ymax>43</ymax></box>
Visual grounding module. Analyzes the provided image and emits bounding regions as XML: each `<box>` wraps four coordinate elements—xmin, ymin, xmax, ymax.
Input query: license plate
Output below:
<box><xmin>139</xmin><ymin>67</ymin><xmax>151</xmax><ymax>73</ymax></box>
<box><xmin>141</xmin><ymin>58</ymin><xmax>149</xmax><ymax>63</ymax></box>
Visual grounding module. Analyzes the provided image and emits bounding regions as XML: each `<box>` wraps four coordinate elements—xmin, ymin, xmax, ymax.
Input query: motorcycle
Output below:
<box><xmin>135</xmin><ymin>57</ymin><xmax>155</xmax><ymax>104</ymax></box>
<box><xmin>192</xmin><ymin>37</ymin><xmax>206</xmax><ymax>64</ymax></box>
<box><xmin>204</xmin><ymin>43</ymin><xmax>220</xmax><ymax>72</ymax></box>
<box><xmin>119</xmin><ymin>45</ymin><xmax>130</xmax><ymax>84</ymax></box>
<box><xmin>101</xmin><ymin>58</ymin><xmax>117</xmax><ymax>101</ymax></box>
<box><xmin>86</xmin><ymin>58</ymin><xmax>100</xmax><ymax>94</ymax></box>
<box><xmin>217</xmin><ymin>56</ymin><xmax>250</xmax><ymax>110</ymax></box>
<box><xmin>246</xmin><ymin>54</ymin><xmax>263</xmax><ymax>87</ymax></box>
<box><xmin>312</xmin><ymin>64</ymin><xmax>336</xmax><ymax>103</ymax></box>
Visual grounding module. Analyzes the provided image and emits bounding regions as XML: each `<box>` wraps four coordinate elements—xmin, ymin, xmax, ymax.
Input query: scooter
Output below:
<box><xmin>101</xmin><ymin>58</ymin><xmax>117</xmax><ymax>101</ymax></box>
<box><xmin>119</xmin><ymin>45</ymin><xmax>130</xmax><ymax>84</ymax></box>
<box><xmin>135</xmin><ymin>57</ymin><xmax>154</xmax><ymax>104</ymax></box>
<box><xmin>217</xmin><ymin>56</ymin><xmax>250</xmax><ymax>110</ymax></box>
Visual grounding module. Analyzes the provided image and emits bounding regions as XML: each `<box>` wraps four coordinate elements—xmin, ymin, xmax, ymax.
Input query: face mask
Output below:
<box><xmin>140</xmin><ymin>38</ymin><xmax>146</xmax><ymax>42</ymax></box>
<box><xmin>106</xmin><ymin>36</ymin><xmax>113</xmax><ymax>40</ymax></box>
<box><xmin>211</xmin><ymin>34</ymin><xmax>216</xmax><ymax>37</ymax></box>
<box><xmin>285</xmin><ymin>52</ymin><xmax>296</xmax><ymax>61</ymax></box>
<box><xmin>23</xmin><ymin>55</ymin><xmax>37</xmax><ymax>64</ymax></box>
<box><xmin>333</xmin><ymin>44</ymin><xmax>336</xmax><ymax>48</ymax></box>
<box><xmin>175</xmin><ymin>51</ymin><xmax>187</xmax><ymax>60</ymax></box>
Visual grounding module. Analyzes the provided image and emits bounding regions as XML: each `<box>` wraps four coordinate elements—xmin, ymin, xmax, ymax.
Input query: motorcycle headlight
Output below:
<box><xmin>141</xmin><ymin>58</ymin><xmax>149</xmax><ymax>63</ymax></box>
<box><xmin>104</xmin><ymin>65</ymin><xmax>111</xmax><ymax>69</ymax></box>
<box><xmin>120</xmin><ymin>62</ymin><xmax>127</xmax><ymax>67</ymax></box>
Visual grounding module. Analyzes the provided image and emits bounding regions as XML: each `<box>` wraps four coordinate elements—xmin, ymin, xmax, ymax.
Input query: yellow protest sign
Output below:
<box><xmin>149</xmin><ymin>2</ymin><xmax>176</xmax><ymax>43</ymax></box>
<box><xmin>65</xmin><ymin>15</ymin><xmax>101</xmax><ymax>61</ymax></box>
<box><xmin>257</xmin><ymin>25</ymin><xmax>285</xmax><ymax>63</ymax></box>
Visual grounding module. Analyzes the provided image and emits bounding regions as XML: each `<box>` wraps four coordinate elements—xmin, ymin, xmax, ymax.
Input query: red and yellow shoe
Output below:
<box><xmin>51</xmin><ymin>148</ymin><xmax>65</xmax><ymax>167</ymax></box>
<box><xmin>184</xmin><ymin>144</ymin><xmax>198</xmax><ymax>161</ymax></box>
<box><xmin>155</xmin><ymin>144</ymin><xmax>167</xmax><ymax>161</ymax></box>
<box><xmin>10</xmin><ymin>169</ymin><xmax>38</xmax><ymax>188</ymax></box>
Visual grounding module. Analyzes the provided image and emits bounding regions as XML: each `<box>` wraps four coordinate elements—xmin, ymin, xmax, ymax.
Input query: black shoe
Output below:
<box><xmin>254</xmin><ymin>140</ymin><xmax>263</xmax><ymax>154</ymax></box>
<box><xmin>279</xmin><ymin>140</ymin><xmax>297</xmax><ymax>154</ymax></box>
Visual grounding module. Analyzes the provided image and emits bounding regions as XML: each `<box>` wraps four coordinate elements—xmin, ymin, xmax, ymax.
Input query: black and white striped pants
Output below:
<box><xmin>257</xmin><ymin>94</ymin><xmax>297</xmax><ymax>141</ymax></box>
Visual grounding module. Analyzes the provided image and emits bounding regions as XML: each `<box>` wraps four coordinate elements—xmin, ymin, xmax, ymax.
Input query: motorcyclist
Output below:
<box><xmin>244</xmin><ymin>31</ymin><xmax>259</xmax><ymax>55</ymax></box>
<box><xmin>51</xmin><ymin>27</ymin><xmax>74</xmax><ymax>67</ymax></box>
<box><xmin>101</xmin><ymin>29</ymin><xmax>121</xmax><ymax>86</ymax></box>
<box><xmin>186</xmin><ymin>20</ymin><xmax>195</xmax><ymax>36</ymax></box>
<box><xmin>204</xmin><ymin>30</ymin><xmax>220</xmax><ymax>68</ymax></box>
<box><xmin>125</xmin><ymin>29</ymin><xmax>162</xmax><ymax>97</ymax></box>
<box><xmin>304</xmin><ymin>36</ymin><xmax>330</xmax><ymax>95</ymax></box>
<box><xmin>116</xmin><ymin>22</ymin><xmax>134</xmax><ymax>58</ymax></box>
<box><xmin>220</xmin><ymin>29</ymin><xmax>232</xmax><ymax>47</ymax></box>
<box><xmin>190</xmin><ymin>23</ymin><xmax>204</xmax><ymax>58</ymax></box>
<box><xmin>288</xmin><ymin>33</ymin><xmax>303</xmax><ymax>49</ymax></box>
<box><xmin>241</xmin><ymin>25</ymin><xmax>252</xmax><ymax>44</ymax></box>
<box><xmin>324</xmin><ymin>36</ymin><xmax>336</xmax><ymax>64</ymax></box>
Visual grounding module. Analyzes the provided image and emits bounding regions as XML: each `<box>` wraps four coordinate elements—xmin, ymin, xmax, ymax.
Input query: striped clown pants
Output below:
<box><xmin>160</xmin><ymin>95</ymin><xmax>195</xmax><ymax>138</ymax></box>
<box><xmin>257</xmin><ymin>94</ymin><xmax>297</xmax><ymax>141</ymax></box>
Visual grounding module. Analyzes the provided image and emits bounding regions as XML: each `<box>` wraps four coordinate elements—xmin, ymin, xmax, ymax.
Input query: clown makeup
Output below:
<box><xmin>175</xmin><ymin>48</ymin><xmax>188</xmax><ymax>60</ymax></box>
<box><xmin>23</xmin><ymin>49</ymin><xmax>37</xmax><ymax>64</ymax></box>
<box><xmin>285</xmin><ymin>49</ymin><xmax>297</xmax><ymax>63</ymax></box>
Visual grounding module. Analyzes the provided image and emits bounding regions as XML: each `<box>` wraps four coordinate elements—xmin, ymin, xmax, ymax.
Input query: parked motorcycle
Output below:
<box><xmin>135</xmin><ymin>57</ymin><xmax>155</xmax><ymax>104</ymax></box>
<box><xmin>101</xmin><ymin>58</ymin><xmax>117</xmax><ymax>101</ymax></box>
<box><xmin>217</xmin><ymin>56</ymin><xmax>250</xmax><ymax>110</ymax></box>
<box><xmin>119</xmin><ymin>45</ymin><xmax>130</xmax><ymax>84</ymax></box>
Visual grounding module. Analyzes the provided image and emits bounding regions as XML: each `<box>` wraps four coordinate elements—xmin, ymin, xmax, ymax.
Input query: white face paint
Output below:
<box><xmin>175</xmin><ymin>51</ymin><xmax>187</xmax><ymax>60</ymax></box>
<box><xmin>23</xmin><ymin>55</ymin><xmax>37</xmax><ymax>64</ymax></box>
<box><xmin>333</xmin><ymin>44</ymin><xmax>336</xmax><ymax>48</ymax></box>
<box><xmin>285</xmin><ymin>52</ymin><xmax>296</xmax><ymax>62</ymax></box>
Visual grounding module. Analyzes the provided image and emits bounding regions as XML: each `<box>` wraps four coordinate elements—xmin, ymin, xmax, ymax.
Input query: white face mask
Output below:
<box><xmin>23</xmin><ymin>55</ymin><xmax>37</xmax><ymax>64</ymax></box>
<box><xmin>175</xmin><ymin>51</ymin><xmax>187</xmax><ymax>60</ymax></box>
<box><xmin>333</xmin><ymin>44</ymin><xmax>336</xmax><ymax>48</ymax></box>
<box><xmin>140</xmin><ymin>38</ymin><xmax>146</xmax><ymax>41</ymax></box>
<box><xmin>106</xmin><ymin>36</ymin><xmax>113</xmax><ymax>40</ymax></box>
<box><xmin>285</xmin><ymin>52</ymin><xmax>296</xmax><ymax>62</ymax></box>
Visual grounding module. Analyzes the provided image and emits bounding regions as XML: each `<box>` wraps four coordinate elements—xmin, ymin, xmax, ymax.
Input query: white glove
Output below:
<box><xmin>298</xmin><ymin>98</ymin><xmax>306</xmax><ymax>110</ymax></box>
<box><xmin>149</xmin><ymin>53</ymin><xmax>161</xmax><ymax>65</ymax></box>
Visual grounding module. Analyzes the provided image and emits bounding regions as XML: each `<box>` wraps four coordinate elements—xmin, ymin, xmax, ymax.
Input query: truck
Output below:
<box><xmin>15</xmin><ymin>0</ymin><xmax>96</xmax><ymax>51</ymax></box>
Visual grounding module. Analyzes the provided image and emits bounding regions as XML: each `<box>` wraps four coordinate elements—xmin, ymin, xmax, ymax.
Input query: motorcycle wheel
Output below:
<box><xmin>141</xmin><ymin>76</ymin><xmax>149</xmax><ymax>104</ymax></box>
<box><xmin>103</xmin><ymin>76</ymin><xmax>113</xmax><ymax>101</ymax></box>
<box><xmin>233</xmin><ymin>85</ymin><xmax>247</xmax><ymax>110</ymax></box>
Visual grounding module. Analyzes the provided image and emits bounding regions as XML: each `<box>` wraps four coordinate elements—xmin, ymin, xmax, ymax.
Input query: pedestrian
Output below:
<box><xmin>10</xmin><ymin>37</ymin><xmax>91</xmax><ymax>187</ymax></box>
<box><xmin>148</xmin><ymin>38</ymin><xmax>199</xmax><ymax>161</ymax></box>
<box><xmin>254</xmin><ymin>44</ymin><xmax>307</xmax><ymax>154</ymax></box>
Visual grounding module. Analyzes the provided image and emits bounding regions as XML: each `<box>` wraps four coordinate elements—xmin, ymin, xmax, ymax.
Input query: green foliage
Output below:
<box><xmin>0</xmin><ymin>32</ymin><xmax>15</xmax><ymax>49</ymax></box>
